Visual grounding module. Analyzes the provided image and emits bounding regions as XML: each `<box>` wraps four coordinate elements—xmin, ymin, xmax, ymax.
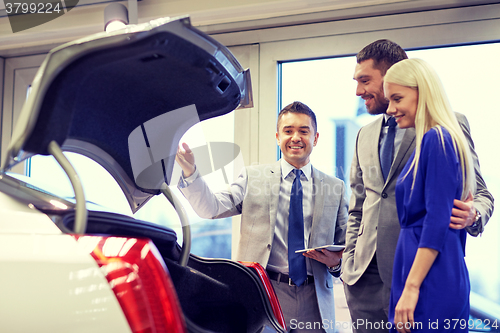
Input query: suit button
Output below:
<box><xmin>267</xmin><ymin>244</ymin><xmax>272</xmax><ymax>250</ymax></box>
<box><xmin>381</xmin><ymin>192</ymin><xmax>388</xmax><ymax>198</ymax></box>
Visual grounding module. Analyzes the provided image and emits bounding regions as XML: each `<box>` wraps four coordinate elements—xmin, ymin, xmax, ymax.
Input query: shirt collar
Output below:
<box><xmin>382</xmin><ymin>113</ymin><xmax>391</xmax><ymax>126</ymax></box>
<box><xmin>280</xmin><ymin>158</ymin><xmax>312</xmax><ymax>181</ymax></box>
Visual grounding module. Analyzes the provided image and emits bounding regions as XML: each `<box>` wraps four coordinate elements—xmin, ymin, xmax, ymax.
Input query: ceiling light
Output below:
<box><xmin>104</xmin><ymin>3</ymin><xmax>129</xmax><ymax>32</ymax></box>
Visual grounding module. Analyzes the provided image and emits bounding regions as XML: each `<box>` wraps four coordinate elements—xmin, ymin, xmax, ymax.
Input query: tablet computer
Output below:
<box><xmin>295</xmin><ymin>244</ymin><xmax>345</xmax><ymax>253</ymax></box>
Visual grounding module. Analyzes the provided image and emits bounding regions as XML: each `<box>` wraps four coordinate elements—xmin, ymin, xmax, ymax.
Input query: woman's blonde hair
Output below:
<box><xmin>384</xmin><ymin>58</ymin><xmax>475</xmax><ymax>199</ymax></box>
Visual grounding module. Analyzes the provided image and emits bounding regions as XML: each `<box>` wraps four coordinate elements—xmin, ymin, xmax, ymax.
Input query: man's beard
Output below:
<box><xmin>367</xmin><ymin>97</ymin><xmax>388</xmax><ymax>115</ymax></box>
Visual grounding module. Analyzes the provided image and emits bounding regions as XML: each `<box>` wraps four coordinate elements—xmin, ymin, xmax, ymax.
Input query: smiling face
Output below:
<box><xmin>276</xmin><ymin>112</ymin><xmax>319</xmax><ymax>169</ymax></box>
<box><xmin>354</xmin><ymin>59</ymin><xmax>388</xmax><ymax>115</ymax></box>
<box><xmin>384</xmin><ymin>81</ymin><xmax>419</xmax><ymax>128</ymax></box>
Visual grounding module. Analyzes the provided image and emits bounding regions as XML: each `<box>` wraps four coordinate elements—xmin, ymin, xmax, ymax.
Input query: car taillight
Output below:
<box><xmin>73</xmin><ymin>235</ymin><xmax>186</xmax><ymax>333</ymax></box>
<box><xmin>239</xmin><ymin>261</ymin><xmax>287</xmax><ymax>331</ymax></box>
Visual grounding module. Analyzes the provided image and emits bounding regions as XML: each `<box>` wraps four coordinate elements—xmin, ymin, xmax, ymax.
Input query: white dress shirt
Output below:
<box><xmin>267</xmin><ymin>159</ymin><xmax>314</xmax><ymax>276</ymax></box>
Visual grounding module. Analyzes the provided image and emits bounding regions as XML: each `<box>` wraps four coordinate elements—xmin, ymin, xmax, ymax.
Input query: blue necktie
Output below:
<box><xmin>380</xmin><ymin>117</ymin><xmax>397</xmax><ymax>181</ymax></box>
<box><xmin>288</xmin><ymin>169</ymin><xmax>307</xmax><ymax>286</ymax></box>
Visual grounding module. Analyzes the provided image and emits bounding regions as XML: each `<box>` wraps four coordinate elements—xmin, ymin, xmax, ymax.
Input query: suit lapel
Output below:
<box><xmin>267</xmin><ymin>160</ymin><xmax>282</xmax><ymax>226</ymax></box>
<box><xmin>309</xmin><ymin>166</ymin><xmax>324</xmax><ymax>246</ymax></box>
<box><xmin>385</xmin><ymin>127</ymin><xmax>416</xmax><ymax>184</ymax></box>
<box><xmin>366</xmin><ymin>116</ymin><xmax>386</xmax><ymax>188</ymax></box>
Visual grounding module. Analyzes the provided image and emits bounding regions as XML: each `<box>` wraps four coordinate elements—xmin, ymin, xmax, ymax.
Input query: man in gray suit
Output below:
<box><xmin>341</xmin><ymin>39</ymin><xmax>494</xmax><ymax>332</ymax></box>
<box><xmin>176</xmin><ymin>101</ymin><xmax>348</xmax><ymax>333</ymax></box>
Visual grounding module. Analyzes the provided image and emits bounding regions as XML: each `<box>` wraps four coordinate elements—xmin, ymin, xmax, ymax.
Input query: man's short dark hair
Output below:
<box><xmin>277</xmin><ymin>101</ymin><xmax>317</xmax><ymax>133</ymax></box>
<box><xmin>356</xmin><ymin>39</ymin><xmax>408</xmax><ymax>75</ymax></box>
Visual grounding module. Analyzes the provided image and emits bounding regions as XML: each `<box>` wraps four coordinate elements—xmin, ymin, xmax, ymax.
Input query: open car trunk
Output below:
<box><xmin>2</xmin><ymin>16</ymin><xmax>251</xmax><ymax>212</ymax></box>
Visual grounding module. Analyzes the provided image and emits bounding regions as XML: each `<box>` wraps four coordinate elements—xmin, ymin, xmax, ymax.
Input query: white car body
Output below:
<box><xmin>0</xmin><ymin>191</ymin><xmax>132</xmax><ymax>332</ymax></box>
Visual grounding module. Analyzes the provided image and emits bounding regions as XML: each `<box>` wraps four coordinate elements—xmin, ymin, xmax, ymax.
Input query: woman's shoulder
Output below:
<box><xmin>422</xmin><ymin>126</ymin><xmax>454</xmax><ymax>152</ymax></box>
<box><xmin>423</xmin><ymin>125</ymin><xmax>452</xmax><ymax>141</ymax></box>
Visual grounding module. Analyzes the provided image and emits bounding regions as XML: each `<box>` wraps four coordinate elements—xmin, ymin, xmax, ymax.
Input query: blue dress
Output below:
<box><xmin>389</xmin><ymin>127</ymin><xmax>470</xmax><ymax>332</ymax></box>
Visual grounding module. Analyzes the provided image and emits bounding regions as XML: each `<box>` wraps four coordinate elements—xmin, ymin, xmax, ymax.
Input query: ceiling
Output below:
<box><xmin>0</xmin><ymin>0</ymin><xmax>498</xmax><ymax>57</ymax></box>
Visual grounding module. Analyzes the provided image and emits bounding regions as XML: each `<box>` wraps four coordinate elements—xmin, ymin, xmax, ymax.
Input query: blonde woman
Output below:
<box><xmin>383</xmin><ymin>58</ymin><xmax>475</xmax><ymax>333</ymax></box>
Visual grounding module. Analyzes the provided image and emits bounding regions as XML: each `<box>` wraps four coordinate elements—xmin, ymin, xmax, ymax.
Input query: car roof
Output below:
<box><xmin>1</xmin><ymin>16</ymin><xmax>252</xmax><ymax>213</ymax></box>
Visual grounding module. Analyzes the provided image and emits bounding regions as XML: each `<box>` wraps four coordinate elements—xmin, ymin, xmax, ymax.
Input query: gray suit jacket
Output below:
<box><xmin>180</xmin><ymin>160</ymin><xmax>348</xmax><ymax>332</ymax></box>
<box><xmin>341</xmin><ymin>113</ymin><xmax>494</xmax><ymax>289</ymax></box>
